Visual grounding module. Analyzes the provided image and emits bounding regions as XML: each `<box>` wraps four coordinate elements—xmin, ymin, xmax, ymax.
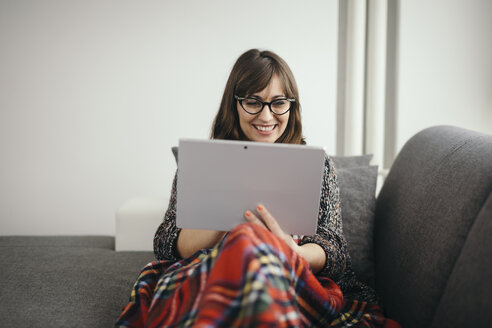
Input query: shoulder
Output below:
<box><xmin>320</xmin><ymin>154</ymin><xmax>340</xmax><ymax>204</ymax></box>
<box><xmin>323</xmin><ymin>154</ymin><xmax>338</xmax><ymax>180</ymax></box>
<box><xmin>324</xmin><ymin>154</ymin><xmax>335</xmax><ymax>169</ymax></box>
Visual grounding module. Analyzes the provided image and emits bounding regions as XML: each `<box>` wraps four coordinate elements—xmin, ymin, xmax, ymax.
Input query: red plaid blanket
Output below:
<box><xmin>116</xmin><ymin>223</ymin><xmax>400</xmax><ymax>327</ymax></box>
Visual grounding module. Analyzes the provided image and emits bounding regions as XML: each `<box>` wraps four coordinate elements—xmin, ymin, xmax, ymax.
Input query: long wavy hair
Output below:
<box><xmin>211</xmin><ymin>49</ymin><xmax>305</xmax><ymax>144</ymax></box>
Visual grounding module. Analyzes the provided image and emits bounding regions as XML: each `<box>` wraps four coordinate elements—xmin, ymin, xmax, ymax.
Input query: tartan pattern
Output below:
<box><xmin>117</xmin><ymin>223</ymin><xmax>400</xmax><ymax>328</ymax></box>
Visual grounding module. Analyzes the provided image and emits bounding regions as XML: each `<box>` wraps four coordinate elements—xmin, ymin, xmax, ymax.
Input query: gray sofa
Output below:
<box><xmin>374</xmin><ymin>125</ymin><xmax>492</xmax><ymax>328</ymax></box>
<box><xmin>1</xmin><ymin>125</ymin><xmax>490</xmax><ymax>327</ymax></box>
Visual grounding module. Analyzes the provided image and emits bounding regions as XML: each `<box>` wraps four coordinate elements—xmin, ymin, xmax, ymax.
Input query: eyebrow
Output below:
<box><xmin>249</xmin><ymin>94</ymin><xmax>286</xmax><ymax>100</ymax></box>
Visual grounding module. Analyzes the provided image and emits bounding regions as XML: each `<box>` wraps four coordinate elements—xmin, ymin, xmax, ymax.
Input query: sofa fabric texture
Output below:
<box><xmin>430</xmin><ymin>192</ymin><xmax>492</xmax><ymax>327</ymax></box>
<box><xmin>335</xmin><ymin>164</ymin><xmax>378</xmax><ymax>287</ymax></box>
<box><xmin>374</xmin><ymin>126</ymin><xmax>492</xmax><ymax>328</ymax></box>
<box><xmin>0</xmin><ymin>236</ymin><xmax>154</xmax><ymax>327</ymax></box>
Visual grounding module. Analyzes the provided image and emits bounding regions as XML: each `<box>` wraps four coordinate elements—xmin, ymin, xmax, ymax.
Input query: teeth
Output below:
<box><xmin>254</xmin><ymin>125</ymin><xmax>275</xmax><ymax>132</ymax></box>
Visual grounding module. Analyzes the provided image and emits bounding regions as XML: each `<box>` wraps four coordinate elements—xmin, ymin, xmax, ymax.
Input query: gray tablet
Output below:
<box><xmin>176</xmin><ymin>139</ymin><xmax>326</xmax><ymax>235</ymax></box>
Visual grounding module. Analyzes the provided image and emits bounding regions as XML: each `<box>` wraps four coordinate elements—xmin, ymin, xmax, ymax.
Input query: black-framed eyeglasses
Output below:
<box><xmin>235</xmin><ymin>95</ymin><xmax>295</xmax><ymax>115</ymax></box>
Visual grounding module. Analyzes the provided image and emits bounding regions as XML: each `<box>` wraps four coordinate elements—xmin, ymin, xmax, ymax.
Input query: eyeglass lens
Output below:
<box><xmin>241</xmin><ymin>98</ymin><xmax>291</xmax><ymax>115</ymax></box>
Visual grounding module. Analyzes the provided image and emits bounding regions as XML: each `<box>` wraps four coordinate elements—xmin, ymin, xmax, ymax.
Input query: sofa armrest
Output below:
<box><xmin>374</xmin><ymin>125</ymin><xmax>492</xmax><ymax>328</ymax></box>
<box><xmin>115</xmin><ymin>198</ymin><xmax>167</xmax><ymax>251</ymax></box>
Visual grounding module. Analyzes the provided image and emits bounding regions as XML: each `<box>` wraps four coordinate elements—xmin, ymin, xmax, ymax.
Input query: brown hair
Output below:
<box><xmin>211</xmin><ymin>49</ymin><xmax>305</xmax><ymax>144</ymax></box>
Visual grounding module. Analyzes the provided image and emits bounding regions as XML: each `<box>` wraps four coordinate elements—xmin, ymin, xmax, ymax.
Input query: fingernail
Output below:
<box><xmin>245</xmin><ymin>211</ymin><xmax>251</xmax><ymax>217</ymax></box>
<box><xmin>257</xmin><ymin>205</ymin><xmax>263</xmax><ymax>211</ymax></box>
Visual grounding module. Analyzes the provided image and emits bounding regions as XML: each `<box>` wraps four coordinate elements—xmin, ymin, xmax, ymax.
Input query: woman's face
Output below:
<box><xmin>236</xmin><ymin>75</ymin><xmax>290</xmax><ymax>143</ymax></box>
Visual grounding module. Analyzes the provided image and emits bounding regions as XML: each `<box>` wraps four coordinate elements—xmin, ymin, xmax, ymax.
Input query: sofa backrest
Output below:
<box><xmin>374</xmin><ymin>125</ymin><xmax>492</xmax><ymax>328</ymax></box>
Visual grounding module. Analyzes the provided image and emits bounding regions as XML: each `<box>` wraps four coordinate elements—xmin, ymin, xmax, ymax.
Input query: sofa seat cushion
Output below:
<box><xmin>0</xmin><ymin>235</ymin><xmax>115</xmax><ymax>249</ymax></box>
<box><xmin>0</xmin><ymin>236</ymin><xmax>154</xmax><ymax>327</ymax></box>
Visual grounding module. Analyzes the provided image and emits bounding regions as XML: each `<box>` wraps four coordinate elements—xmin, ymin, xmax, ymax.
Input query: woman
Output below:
<box><xmin>116</xmin><ymin>49</ymin><xmax>399</xmax><ymax>327</ymax></box>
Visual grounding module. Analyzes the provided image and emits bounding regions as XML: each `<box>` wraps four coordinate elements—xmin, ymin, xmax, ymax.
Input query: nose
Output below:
<box><xmin>256</xmin><ymin>104</ymin><xmax>275</xmax><ymax>121</ymax></box>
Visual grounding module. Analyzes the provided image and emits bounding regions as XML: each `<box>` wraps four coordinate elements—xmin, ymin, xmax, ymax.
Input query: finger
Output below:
<box><xmin>244</xmin><ymin>210</ymin><xmax>267</xmax><ymax>230</ymax></box>
<box><xmin>255</xmin><ymin>204</ymin><xmax>283</xmax><ymax>236</ymax></box>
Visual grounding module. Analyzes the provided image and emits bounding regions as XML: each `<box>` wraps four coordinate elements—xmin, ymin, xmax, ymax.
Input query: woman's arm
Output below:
<box><xmin>177</xmin><ymin>229</ymin><xmax>226</xmax><ymax>258</ymax></box>
<box><xmin>297</xmin><ymin>243</ymin><xmax>326</xmax><ymax>273</ymax></box>
<box><xmin>153</xmin><ymin>171</ymin><xmax>180</xmax><ymax>260</ymax></box>
<box><xmin>298</xmin><ymin>156</ymin><xmax>348</xmax><ymax>280</ymax></box>
<box><xmin>153</xmin><ymin>171</ymin><xmax>226</xmax><ymax>260</ymax></box>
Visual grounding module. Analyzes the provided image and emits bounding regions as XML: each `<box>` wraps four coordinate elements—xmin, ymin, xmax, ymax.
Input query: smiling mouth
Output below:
<box><xmin>253</xmin><ymin>124</ymin><xmax>277</xmax><ymax>132</ymax></box>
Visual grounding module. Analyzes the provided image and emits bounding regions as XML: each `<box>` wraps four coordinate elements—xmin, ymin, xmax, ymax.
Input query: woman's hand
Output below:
<box><xmin>244</xmin><ymin>204</ymin><xmax>300</xmax><ymax>253</ymax></box>
<box><xmin>244</xmin><ymin>204</ymin><xmax>326</xmax><ymax>273</ymax></box>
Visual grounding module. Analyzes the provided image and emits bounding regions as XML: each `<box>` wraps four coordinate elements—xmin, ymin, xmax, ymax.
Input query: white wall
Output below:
<box><xmin>0</xmin><ymin>0</ymin><xmax>339</xmax><ymax>235</ymax></box>
<box><xmin>396</xmin><ymin>0</ymin><xmax>492</xmax><ymax>152</ymax></box>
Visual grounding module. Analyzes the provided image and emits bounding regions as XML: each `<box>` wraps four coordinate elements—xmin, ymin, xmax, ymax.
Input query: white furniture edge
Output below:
<box><xmin>115</xmin><ymin>197</ymin><xmax>167</xmax><ymax>251</ymax></box>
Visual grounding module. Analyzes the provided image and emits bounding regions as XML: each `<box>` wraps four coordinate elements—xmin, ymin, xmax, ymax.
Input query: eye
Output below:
<box><xmin>244</xmin><ymin>99</ymin><xmax>262</xmax><ymax>108</ymax></box>
<box><xmin>272</xmin><ymin>100</ymin><xmax>287</xmax><ymax>106</ymax></box>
